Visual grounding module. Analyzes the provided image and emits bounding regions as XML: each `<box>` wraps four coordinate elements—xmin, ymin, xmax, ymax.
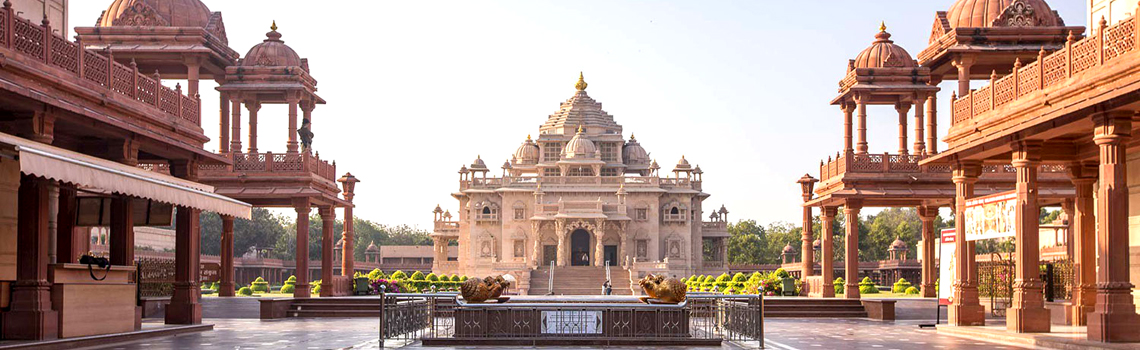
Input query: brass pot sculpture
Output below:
<box><xmin>460</xmin><ymin>275</ymin><xmax>514</xmax><ymax>303</ymax></box>
<box><xmin>638</xmin><ymin>274</ymin><xmax>687</xmax><ymax>304</ymax></box>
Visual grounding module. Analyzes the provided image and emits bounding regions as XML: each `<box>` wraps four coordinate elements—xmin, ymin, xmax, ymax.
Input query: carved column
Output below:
<box><xmin>949</xmin><ymin>160</ymin><xmax>984</xmax><ymax>326</ymax></box>
<box><xmin>1009</xmin><ymin>140</ymin><xmax>1049</xmax><ymax>333</ymax></box>
<box><xmin>801</xmin><ymin>205</ymin><xmax>814</xmax><ymax>277</ymax></box>
<box><xmin>109</xmin><ymin>196</ymin><xmax>134</xmax><ymax>266</ymax></box>
<box><xmin>342</xmin><ymin>205</ymin><xmax>355</xmax><ymax>276</ymax></box>
<box><xmin>184</xmin><ymin>57</ymin><xmax>201</xmax><ymax>97</ymax></box>
<box><xmin>820</xmin><ymin>206</ymin><xmax>837</xmax><ymax>298</ymax></box>
<box><xmin>219</xmin><ymin>216</ymin><xmax>235</xmax><ymax>297</ymax></box>
<box><xmin>218</xmin><ymin>91</ymin><xmax>230</xmax><ymax>153</ymax></box>
<box><xmin>319</xmin><ymin>206</ymin><xmax>335</xmax><ymax>297</ymax></box>
<box><xmin>555</xmin><ymin>220</ymin><xmax>566</xmax><ymax>267</ymax></box>
<box><xmin>293</xmin><ymin>199</ymin><xmax>311</xmax><ymax>298</ymax></box>
<box><xmin>287</xmin><ymin>97</ymin><xmax>300</xmax><ymax>153</ymax></box>
<box><xmin>913</xmin><ymin>93</ymin><xmax>926</xmax><ymax>155</ymax></box>
<box><xmin>842</xmin><ymin>101</ymin><xmax>854</xmax><ymax>154</ymax></box>
<box><xmin>229</xmin><ymin>98</ymin><xmax>242</xmax><ymax>154</ymax></box>
<box><xmin>1</xmin><ymin>175</ymin><xmax>59</xmax><ymax>340</ymax></box>
<box><xmin>855</xmin><ymin>94</ymin><xmax>868</xmax><ymax>154</ymax></box>
<box><xmin>55</xmin><ymin>183</ymin><xmax>79</xmax><ymax>264</ymax></box>
<box><xmin>918</xmin><ymin>205</ymin><xmax>937</xmax><ymax>298</ymax></box>
<box><xmin>1069</xmin><ymin>162</ymin><xmax>1097</xmax><ymax>326</ymax></box>
<box><xmin>926</xmin><ymin>78</ymin><xmax>940</xmax><ymax>154</ymax></box>
<box><xmin>1087</xmin><ymin>112</ymin><xmax>1140</xmax><ymax>342</ymax></box>
<box><xmin>895</xmin><ymin>102</ymin><xmax>910</xmax><ymax>155</ymax></box>
<box><xmin>246</xmin><ymin>101</ymin><xmax>260</xmax><ymax>154</ymax></box>
<box><xmin>167</xmin><ymin>161</ymin><xmax>202</xmax><ymax>325</ymax></box>
<box><xmin>843</xmin><ymin>200</ymin><xmax>861</xmax><ymax>299</ymax></box>
<box><xmin>952</xmin><ymin>55</ymin><xmax>975</xmax><ymax>97</ymax></box>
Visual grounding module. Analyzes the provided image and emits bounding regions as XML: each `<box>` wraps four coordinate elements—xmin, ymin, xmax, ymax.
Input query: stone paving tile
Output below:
<box><xmin>78</xmin><ymin>318</ymin><xmax>1033</xmax><ymax>350</ymax></box>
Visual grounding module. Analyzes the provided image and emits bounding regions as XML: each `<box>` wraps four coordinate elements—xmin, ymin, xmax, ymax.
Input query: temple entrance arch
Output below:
<box><xmin>570</xmin><ymin>229</ymin><xmax>591</xmax><ymax>266</ymax></box>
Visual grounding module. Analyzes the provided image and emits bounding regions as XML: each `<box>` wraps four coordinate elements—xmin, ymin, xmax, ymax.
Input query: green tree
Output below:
<box><xmin>200</xmin><ymin>208</ymin><xmax>288</xmax><ymax>257</ymax></box>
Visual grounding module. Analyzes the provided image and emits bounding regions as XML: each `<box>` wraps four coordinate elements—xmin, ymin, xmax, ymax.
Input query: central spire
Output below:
<box><xmin>575</xmin><ymin>72</ymin><xmax>588</xmax><ymax>91</ymax></box>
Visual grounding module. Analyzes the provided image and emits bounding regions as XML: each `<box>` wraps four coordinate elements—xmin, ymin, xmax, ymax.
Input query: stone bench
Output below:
<box><xmin>861</xmin><ymin>299</ymin><xmax>896</xmax><ymax>321</ymax></box>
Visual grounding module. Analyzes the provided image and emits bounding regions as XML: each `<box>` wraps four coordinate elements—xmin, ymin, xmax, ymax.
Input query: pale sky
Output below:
<box><xmin>69</xmin><ymin>1</ymin><xmax>1087</xmax><ymax>229</ymax></box>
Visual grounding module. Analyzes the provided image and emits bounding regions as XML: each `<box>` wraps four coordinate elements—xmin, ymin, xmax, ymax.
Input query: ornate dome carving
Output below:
<box><xmin>99</xmin><ymin>0</ymin><xmax>210</xmax><ymax>27</ymax></box>
<box><xmin>240</xmin><ymin>22</ymin><xmax>304</xmax><ymax>68</ymax></box>
<box><xmin>469</xmin><ymin>155</ymin><xmax>489</xmax><ymax>171</ymax></box>
<box><xmin>512</xmin><ymin>135</ymin><xmax>539</xmax><ymax>164</ymax></box>
<box><xmin>852</xmin><ymin>24</ymin><xmax>917</xmax><ymax>69</ymax></box>
<box><xmin>563</xmin><ymin>126</ymin><xmax>598</xmax><ymax>159</ymax></box>
<box><xmin>946</xmin><ymin>0</ymin><xmax>1063</xmax><ymax>29</ymax></box>
<box><xmin>782</xmin><ymin>243</ymin><xmax>795</xmax><ymax>254</ymax></box>
<box><xmin>889</xmin><ymin>238</ymin><xmax>908</xmax><ymax>250</ymax></box>
<box><xmin>622</xmin><ymin>134</ymin><xmax>650</xmax><ymax>165</ymax></box>
<box><xmin>674</xmin><ymin>155</ymin><xmax>692</xmax><ymax>171</ymax></box>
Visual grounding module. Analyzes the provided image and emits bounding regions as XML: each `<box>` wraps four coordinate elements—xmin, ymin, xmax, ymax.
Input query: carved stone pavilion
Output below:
<box><xmin>431</xmin><ymin>74</ymin><xmax>730</xmax><ymax>295</ymax></box>
<box><xmin>74</xmin><ymin>1</ymin><xmax>362</xmax><ymax>300</ymax></box>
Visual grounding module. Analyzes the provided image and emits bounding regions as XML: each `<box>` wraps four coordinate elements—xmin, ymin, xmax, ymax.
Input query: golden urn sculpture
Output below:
<box><xmin>460</xmin><ymin>275</ymin><xmax>514</xmax><ymax>303</ymax></box>
<box><xmin>638</xmin><ymin>274</ymin><xmax>687</xmax><ymax>304</ymax></box>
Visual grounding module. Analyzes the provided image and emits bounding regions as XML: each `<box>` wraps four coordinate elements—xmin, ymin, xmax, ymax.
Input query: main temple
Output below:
<box><xmin>431</xmin><ymin>74</ymin><xmax>729</xmax><ymax>294</ymax></box>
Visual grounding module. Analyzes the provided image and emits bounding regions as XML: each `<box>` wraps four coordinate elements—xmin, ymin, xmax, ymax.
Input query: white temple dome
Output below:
<box><xmin>563</xmin><ymin>126</ymin><xmax>597</xmax><ymax>159</ymax></box>
<box><xmin>513</xmin><ymin>135</ymin><xmax>539</xmax><ymax>164</ymax></box>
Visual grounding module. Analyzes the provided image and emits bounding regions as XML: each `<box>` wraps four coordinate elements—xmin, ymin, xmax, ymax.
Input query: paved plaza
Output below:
<box><xmin>77</xmin><ymin>317</ymin><xmax>1043</xmax><ymax>350</ymax></box>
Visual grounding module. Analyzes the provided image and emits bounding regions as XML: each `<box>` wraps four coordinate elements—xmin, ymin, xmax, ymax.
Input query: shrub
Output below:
<box><xmin>904</xmin><ymin>286</ymin><xmax>920</xmax><ymax>295</ymax></box>
<box><xmin>774</xmin><ymin>268</ymin><xmax>790</xmax><ymax>279</ymax></box>
<box><xmin>250</xmin><ymin>277</ymin><xmax>269</xmax><ymax>293</ymax></box>
<box><xmin>279</xmin><ymin>283</ymin><xmax>295</xmax><ymax>294</ymax></box>
<box><xmin>367</xmin><ymin>269</ymin><xmax>385</xmax><ymax>281</ymax></box>
<box><xmin>731</xmin><ymin>272</ymin><xmax>748</xmax><ymax>283</ymax></box>
<box><xmin>410</xmin><ymin>271</ymin><xmax>426</xmax><ymax>280</ymax></box>
<box><xmin>311</xmin><ymin>280</ymin><xmax>322</xmax><ymax>295</ymax></box>
<box><xmin>935</xmin><ymin>279</ymin><xmax>939</xmax><ymax>294</ymax></box>
<box><xmin>834</xmin><ymin>277</ymin><xmax>845</xmax><ymax>295</ymax></box>
<box><xmin>426</xmin><ymin>273</ymin><xmax>439</xmax><ymax>282</ymax></box>
<box><xmin>390</xmin><ymin>270</ymin><xmax>408</xmax><ymax>280</ymax></box>
<box><xmin>286</xmin><ymin>275</ymin><xmax>297</xmax><ymax>283</ymax></box>
<box><xmin>370</xmin><ymin>279</ymin><xmax>401</xmax><ymax>294</ymax></box>
<box><xmin>892</xmin><ymin>278</ymin><xmax>912</xmax><ymax>294</ymax></box>
<box><xmin>201</xmin><ymin>289</ymin><xmax>216</xmax><ymax>295</ymax></box>
<box><xmin>461</xmin><ymin>276</ymin><xmax>468</xmax><ymax>282</ymax></box>
<box><xmin>237</xmin><ymin>287</ymin><xmax>253</xmax><ymax>296</ymax></box>
<box><xmin>859</xmin><ymin>277</ymin><xmax>879</xmax><ymax>294</ymax></box>
<box><xmin>451</xmin><ymin>275</ymin><xmax>462</xmax><ymax>282</ymax></box>
<box><xmin>749</xmin><ymin>272</ymin><xmax>763</xmax><ymax>281</ymax></box>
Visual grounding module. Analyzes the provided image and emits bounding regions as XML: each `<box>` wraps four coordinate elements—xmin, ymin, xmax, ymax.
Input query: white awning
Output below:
<box><xmin>0</xmin><ymin>132</ymin><xmax>251</xmax><ymax>219</ymax></box>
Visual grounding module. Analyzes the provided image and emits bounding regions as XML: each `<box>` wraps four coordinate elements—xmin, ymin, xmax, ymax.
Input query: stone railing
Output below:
<box><xmin>818</xmin><ymin>150</ymin><xmax>952</xmax><ymax>182</ymax></box>
<box><xmin>0</xmin><ymin>4</ymin><xmax>200</xmax><ymax>125</ymax></box>
<box><xmin>433</xmin><ymin>221</ymin><xmax>459</xmax><ymax>235</ymax></box>
<box><xmin>701</xmin><ymin>221</ymin><xmax>728</xmax><ymax>234</ymax></box>
<box><xmin>462</xmin><ymin>175</ymin><xmax>700</xmax><ymax>191</ymax></box>
<box><xmin>219</xmin><ymin>151</ymin><xmax>336</xmax><ymax>182</ymax></box>
<box><xmin>951</xmin><ymin>17</ymin><xmax>1136</xmax><ymax>127</ymax></box>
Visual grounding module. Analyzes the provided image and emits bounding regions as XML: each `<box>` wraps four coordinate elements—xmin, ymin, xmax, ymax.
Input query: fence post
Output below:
<box><xmin>989</xmin><ymin>71</ymin><xmax>996</xmax><ymax>110</ymax></box>
<box><xmin>378</xmin><ymin>291</ymin><xmax>386</xmax><ymax>348</ymax></box>
<box><xmin>3</xmin><ymin>2</ymin><xmax>11</xmax><ymax>49</ymax></box>
<box><xmin>75</xmin><ymin>35</ymin><xmax>84</xmax><ymax>78</ymax></box>
<box><xmin>1012</xmin><ymin>58</ymin><xmax>1021</xmax><ymax>97</ymax></box>
<box><xmin>265</xmin><ymin>151</ymin><xmax>273</xmax><ymax>172</ymax></box>
<box><xmin>1037</xmin><ymin>48</ymin><xmax>1045</xmax><ymax>90</ymax></box>
<box><xmin>41</xmin><ymin>17</ymin><xmax>50</xmax><ymax>64</ymax></box>
<box><xmin>882</xmin><ymin>152</ymin><xmax>889</xmax><ymax>172</ymax></box>
<box><xmin>1065</xmin><ymin>31</ymin><xmax>1074</xmax><ymax>78</ymax></box>
<box><xmin>176</xmin><ymin>83</ymin><xmax>183</xmax><ymax>119</ymax></box>
<box><xmin>1098</xmin><ymin>17</ymin><xmax>1106</xmax><ymax>65</ymax></box>
<box><xmin>106</xmin><ymin>48</ymin><xmax>115</xmax><ymax>87</ymax></box>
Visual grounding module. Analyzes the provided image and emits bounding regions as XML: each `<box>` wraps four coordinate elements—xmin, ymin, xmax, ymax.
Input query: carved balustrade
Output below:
<box><xmin>818</xmin><ymin>150</ymin><xmax>1066</xmax><ymax>183</ymax></box>
<box><xmin>189</xmin><ymin>151</ymin><xmax>337</xmax><ymax>182</ymax></box>
<box><xmin>462</xmin><ymin>175</ymin><xmax>699</xmax><ymax>191</ymax></box>
<box><xmin>951</xmin><ymin>16</ymin><xmax>1136</xmax><ymax>128</ymax></box>
<box><xmin>0</xmin><ymin>6</ymin><xmax>200</xmax><ymax>125</ymax></box>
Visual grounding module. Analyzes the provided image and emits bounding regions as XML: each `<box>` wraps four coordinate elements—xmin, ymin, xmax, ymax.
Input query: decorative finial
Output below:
<box><xmin>577</xmin><ymin>125</ymin><xmax>584</xmax><ymax>133</ymax></box>
<box><xmin>526</xmin><ymin>134</ymin><xmax>531</xmax><ymax>141</ymax></box>
<box><xmin>630</xmin><ymin>133</ymin><xmax>636</xmax><ymax>141</ymax></box>
<box><xmin>271</xmin><ymin>20</ymin><xmax>278</xmax><ymax>31</ymax></box>
<box><xmin>879</xmin><ymin>21</ymin><xmax>886</xmax><ymax>32</ymax></box>
<box><xmin>575</xmin><ymin>72</ymin><xmax>588</xmax><ymax>91</ymax></box>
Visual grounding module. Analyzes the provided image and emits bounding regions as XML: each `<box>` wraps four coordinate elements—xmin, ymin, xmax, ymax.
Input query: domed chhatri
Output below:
<box><xmin>622</xmin><ymin>134</ymin><xmax>650</xmax><ymax>166</ymax></box>
<box><xmin>241</xmin><ymin>21</ymin><xmax>305</xmax><ymax>68</ymax></box>
<box><xmin>563</xmin><ymin>126</ymin><xmax>598</xmax><ymax>159</ymax></box>
<box><xmin>852</xmin><ymin>22</ymin><xmax>916</xmax><ymax>69</ymax></box>
<box><xmin>512</xmin><ymin>135</ymin><xmax>540</xmax><ymax>164</ymax></box>
<box><xmin>945</xmin><ymin>0</ymin><xmax>1064</xmax><ymax>28</ymax></box>
<box><xmin>99</xmin><ymin>0</ymin><xmax>212</xmax><ymax>28</ymax></box>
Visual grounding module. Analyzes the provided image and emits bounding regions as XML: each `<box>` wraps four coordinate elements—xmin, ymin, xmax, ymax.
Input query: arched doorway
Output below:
<box><xmin>570</xmin><ymin>229</ymin><xmax>591</xmax><ymax>266</ymax></box>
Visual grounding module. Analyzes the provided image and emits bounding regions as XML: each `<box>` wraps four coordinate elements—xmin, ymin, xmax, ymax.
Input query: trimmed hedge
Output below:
<box><xmin>250</xmin><ymin>277</ymin><xmax>269</xmax><ymax>293</ymax></box>
<box><xmin>390</xmin><ymin>271</ymin><xmax>408</xmax><ymax>280</ymax></box>
<box><xmin>904</xmin><ymin>286</ymin><xmax>920</xmax><ymax>295</ymax></box>
<box><xmin>834</xmin><ymin>277</ymin><xmax>845</xmax><ymax>295</ymax></box>
<box><xmin>238</xmin><ymin>287</ymin><xmax>253</xmax><ymax>296</ymax></box>
<box><xmin>858</xmin><ymin>277</ymin><xmax>879</xmax><ymax>294</ymax></box>
<box><xmin>892</xmin><ymin>278</ymin><xmax>912</xmax><ymax>294</ymax></box>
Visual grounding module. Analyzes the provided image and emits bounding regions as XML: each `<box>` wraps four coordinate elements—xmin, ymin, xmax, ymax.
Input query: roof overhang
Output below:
<box><xmin>1</xmin><ymin>132</ymin><xmax>250</xmax><ymax>219</ymax></box>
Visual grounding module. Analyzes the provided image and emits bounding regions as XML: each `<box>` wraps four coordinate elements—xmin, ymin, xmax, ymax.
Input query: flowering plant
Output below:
<box><xmin>370</xmin><ymin>279</ymin><xmax>401</xmax><ymax>294</ymax></box>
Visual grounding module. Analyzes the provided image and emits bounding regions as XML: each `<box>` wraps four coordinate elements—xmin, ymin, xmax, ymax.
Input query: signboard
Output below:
<box><xmin>964</xmin><ymin>191</ymin><xmax>1017</xmax><ymax>241</ymax></box>
<box><xmin>938</xmin><ymin>228</ymin><xmax>956</xmax><ymax>306</ymax></box>
<box><xmin>541</xmin><ymin>310</ymin><xmax>602</xmax><ymax>334</ymax></box>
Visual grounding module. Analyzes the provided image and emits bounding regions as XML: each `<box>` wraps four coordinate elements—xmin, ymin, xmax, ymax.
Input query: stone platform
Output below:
<box><xmin>938</xmin><ymin>321</ymin><xmax>1140</xmax><ymax>349</ymax></box>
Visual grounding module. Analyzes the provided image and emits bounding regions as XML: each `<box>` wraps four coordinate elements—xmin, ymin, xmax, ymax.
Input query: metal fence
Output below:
<box><xmin>377</xmin><ymin>293</ymin><xmax>763</xmax><ymax>348</ymax></box>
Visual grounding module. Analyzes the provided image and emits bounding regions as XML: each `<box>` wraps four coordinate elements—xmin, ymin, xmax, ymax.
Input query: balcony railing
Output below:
<box><xmin>951</xmin><ymin>17</ymin><xmax>1136</xmax><ymax>127</ymax></box>
<box><xmin>818</xmin><ymin>150</ymin><xmax>1069</xmax><ymax>182</ymax></box>
<box><xmin>208</xmin><ymin>151</ymin><xmax>336</xmax><ymax>182</ymax></box>
<box><xmin>462</xmin><ymin>175</ymin><xmax>700</xmax><ymax>191</ymax></box>
<box><xmin>0</xmin><ymin>5</ymin><xmax>200</xmax><ymax>125</ymax></box>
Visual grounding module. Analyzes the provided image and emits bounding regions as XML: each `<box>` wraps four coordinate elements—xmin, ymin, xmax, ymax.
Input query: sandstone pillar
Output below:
<box><xmin>820</xmin><ymin>206</ymin><xmax>837</xmax><ymax>298</ymax></box>
<box><xmin>1008</xmin><ymin>140</ymin><xmax>1050</xmax><ymax>333</ymax></box>
<box><xmin>855</xmin><ymin>95</ymin><xmax>868</xmax><ymax>154</ymax></box>
<box><xmin>167</xmin><ymin>161</ymin><xmax>202</xmax><ymax>325</ymax></box>
<box><xmin>246</xmin><ymin>102</ymin><xmax>260</xmax><ymax>154</ymax></box>
<box><xmin>219</xmin><ymin>216</ymin><xmax>235</xmax><ymax>297</ymax></box>
<box><xmin>949</xmin><ymin>160</ymin><xmax>984</xmax><ymax>326</ymax></box>
<box><xmin>842</xmin><ymin>102</ymin><xmax>854</xmax><ymax>154</ymax></box>
<box><xmin>293</xmin><ymin>199</ymin><xmax>312</xmax><ymax>298</ymax></box>
<box><xmin>918</xmin><ymin>205</ymin><xmax>937</xmax><ymax>298</ymax></box>
<box><xmin>913</xmin><ymin>93</ymin><xmax>926</xmax><ymax>155</ymax></box>
<box><xmin>342</xmin><ymin>205</ymin><xmax>355</xmax><ymax>276</ymax></box>
<box><xmin>843</xmin><ymin>200</ymin><xmax>861</xmax><ymax>299</ymax></box>
<box><xmin>109</xmin><ymin>196</ymin><xmax>134</xmax><ymax>266</ymax></box>
<box><xmin>54</xmin><ymin>183</ymin><xmax>79</xmax><ymax>264</ymax></box>
<box><xmin>1</xmin><ymin>175</ymin><xmax>59</xmax><ymax>340</ymax></box>
<box><xmin>953</xmin><ymin>55</ymin><xmax>975</xmax><ymax>97</ymax></box>
<box><xmin>319</xmin><ymin>206</ymin><xmax>335</xmax><ymax>297</ymax></box>
<box><xmin>895</xmin><ymin>102</ymin><xmax>910</xmax><ymax>155</ymax></box>
<box><xmin>594</xmin><ymin>233</ymin><xmax>604</xmax><ymax>267</ymax></box>
<box><xmin>218</xmin><ymin>91</ymin><xmax>230</xmax><ymax>153</ymax></box>
<box><xmin>926</xmin><ymin>86</ymin><xmax>939</xmax><ymax>154</ymax></box>
<box><xmin>287</xmin><ymin>97</ymin><xmax>299</xmax><ymax>153</ymax></box>
<box><xmin>1068</xmin><ymin>162</ymin><xmax>1097</xmax><ymax>326</ymax></box>
<box><xmin>1087</xmin><ymin>112</ymin><xmax>1140</xmax><ymax>342</ymax></box>
<box><xmin>229</xmin><ymin>98</ymin><xmax>242</xmax><ymax>154</ymax></box>
<box><xmin>801</xmin><ymin>205</ymin><xmax>814</xmax><ymax>277</ymax></box>
<box><xmin>184</xmin><ymin>58</ymin><xmax>200</xmax><ymax>97</ymax></box>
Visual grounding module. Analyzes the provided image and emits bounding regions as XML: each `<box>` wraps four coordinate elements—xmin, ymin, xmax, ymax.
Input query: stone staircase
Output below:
<box><xmin>529</xmin><ymin>266</ymin><xmax>633</xmax><ymax>295</ymax></box>
<box><xmin>762</xmin><ymin>298</ymin><xmax>868</xmax><ymax>318</ymax></box>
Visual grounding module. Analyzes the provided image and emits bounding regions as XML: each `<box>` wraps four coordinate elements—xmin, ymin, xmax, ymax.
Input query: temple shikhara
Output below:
<box><xmin>431</xmin><ymin>74</ymin><xmax>729</xmax><ymax>295</ymax></box>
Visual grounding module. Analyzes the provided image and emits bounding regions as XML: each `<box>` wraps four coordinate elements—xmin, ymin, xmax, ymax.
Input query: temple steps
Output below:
<box><xmin>762</xmin><ymin>298</ymin><xmax>868</xmax><ymax>318</ymax></box>
<box><xmin>529</xmin><ymin>266</ymin><xmax>633</xmax><ymax>295</ymax></box>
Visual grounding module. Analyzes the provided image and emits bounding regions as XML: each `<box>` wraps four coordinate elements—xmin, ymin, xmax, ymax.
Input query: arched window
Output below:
<box><xmin>483</xmin><ymin>207</ymin><xmax>492</xmax><ymax>215</ymax></box>
<box><xmin>670</xmin><ymin>207</ymin><xmax>679</xmax><ymax>215</ymax></box>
